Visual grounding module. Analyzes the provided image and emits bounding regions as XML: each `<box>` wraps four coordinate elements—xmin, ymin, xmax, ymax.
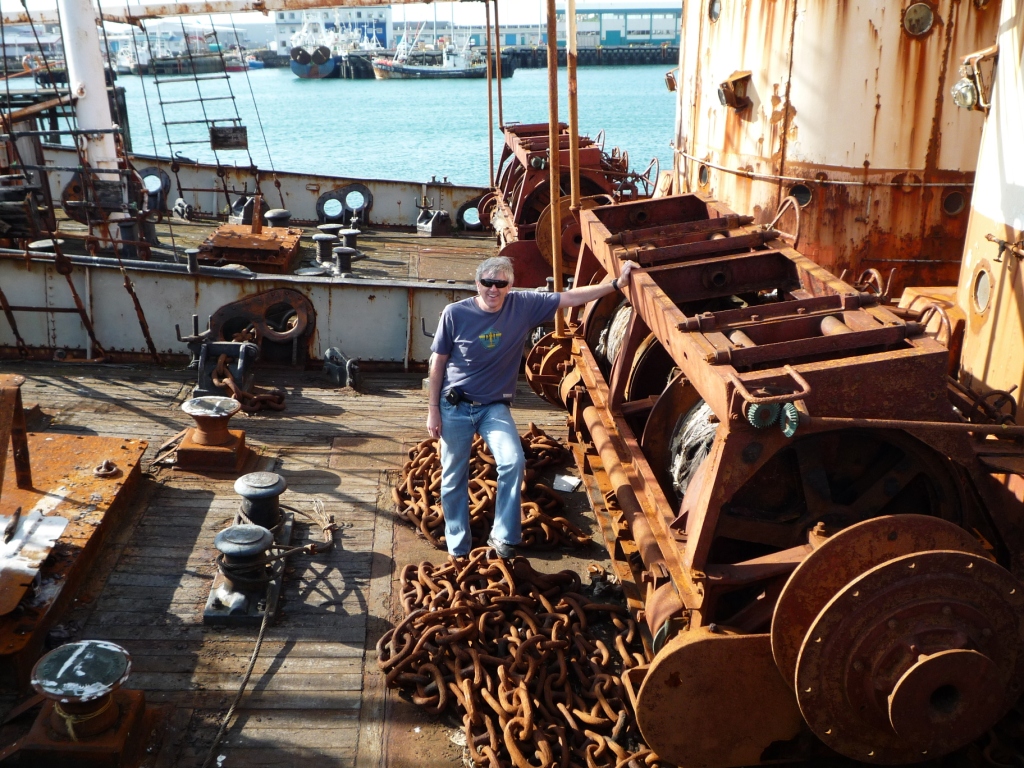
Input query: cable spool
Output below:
<box><xmin>668</xmin><ymin>400</ymin><xmax>718</xmax><ymax>499</ymax></box>
<box><xmin>536</xmin><ymin>194</ymin><xmax>614</xmax><ymax>276</ymax></box>
<box><xmin>595</xmin><ymin>302</ymin><xmax>633</xmax><ymax>365</ymax></box>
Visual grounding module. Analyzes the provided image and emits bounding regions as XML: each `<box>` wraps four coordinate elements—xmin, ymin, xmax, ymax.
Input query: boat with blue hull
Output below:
<box><xmin>289</xmin><ymin>50</ymin><xmax>339</xmax><ymax>79</ymax></box>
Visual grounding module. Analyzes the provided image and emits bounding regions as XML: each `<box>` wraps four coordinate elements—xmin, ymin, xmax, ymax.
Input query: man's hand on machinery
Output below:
<box><xmin>617</xmin><ymin>260</ymin><xmax>639</xmax><ymax>288</ymax></box>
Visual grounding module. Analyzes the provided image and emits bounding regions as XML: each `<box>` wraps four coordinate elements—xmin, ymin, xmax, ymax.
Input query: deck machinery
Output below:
<box><xmin>525</xmin><ymin>192</ymin><xmax>1024</xmax><ymax>767</ymax></box>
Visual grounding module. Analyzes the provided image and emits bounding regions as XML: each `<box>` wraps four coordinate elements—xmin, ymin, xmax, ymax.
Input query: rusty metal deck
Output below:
<box><xmin>0</xmin><ymin>363</ymin><xmax>585</xmax><ymax>767</ymax></box>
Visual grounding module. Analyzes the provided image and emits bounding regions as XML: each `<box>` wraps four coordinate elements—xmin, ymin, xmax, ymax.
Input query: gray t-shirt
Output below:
<box><xmin>431</xmin><ymin>291</ymin><xmax>561</xmax><ymax>403</ymax></box>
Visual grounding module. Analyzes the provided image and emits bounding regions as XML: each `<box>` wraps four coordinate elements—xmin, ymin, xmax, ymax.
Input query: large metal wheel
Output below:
<box><xmin>524</xmin><ymin>332</ymin><xmax>572</xmax><ymax>406</ymax></box>
<box><xmin>790</xmin><ymin>538</ymin><xmax>1024</xmax><ymax>762</ymax></box>
<box><xmin>535</xmin><ymin>194</ymin><xmax>614</xmax><ymax>276</ymax></box>
<box><xmin>771</xmin><ymin>514</ymin><xmax>989</xmax><ymax>686</ymax></box>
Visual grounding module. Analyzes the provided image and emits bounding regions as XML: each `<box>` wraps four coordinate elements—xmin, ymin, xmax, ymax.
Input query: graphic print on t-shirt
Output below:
<box><xmin>479</xmin><ymin>328</ymin><xmax>502</xmax><ymax>349</ymax></box>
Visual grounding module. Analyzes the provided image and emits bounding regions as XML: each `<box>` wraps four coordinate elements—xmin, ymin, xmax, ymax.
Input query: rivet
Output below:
<box><xmin>967</xmin><ymin>562</ymin><xmax>974</xmax><ymax>569</ymax></box>
<box><xmin>852</xmin><ymin>590</ymin><xmax>860</xmax><ymax>598</ymax></box>
<box><xmin>887</xmin><ymin>619</ymin><xmax>897</xmax><ymax>629</ymax></box>
<box><xmin>908</xmin><ymin>562</ymin><xmax>916</xmax><ymax>569</ymax></box>
<box><xmin>853</xmin><ymin>660</ymin><xmax>864</xmax><ymax>672</ymax></box>
<box><xmin>805</xmin><ymin>687</ymin><xmax>812</xmax><ymax>693</ymax></box>
<box><xmin>942</xmin><ymin>606</ymin><xmax>952</xmax><ymax>615</ymax></box>
<box><xmin>825</xmin><ymin>728</ymin><xmax>832</xmax><ymax>735</ymax></box>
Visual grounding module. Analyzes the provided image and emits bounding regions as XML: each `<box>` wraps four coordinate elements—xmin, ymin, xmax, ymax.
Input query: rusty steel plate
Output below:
<box><xmin>636</xmin><ymin>628</ymin><xmax>803</xmax><ymax>768</ymax></box>
<box><xmin>795</xmin><ymin>550</ymin><xmax>1024</xmax><ymax>763</ymax></box>
<box><xmin>771</xmin><ymin>514</ymin><xmax>988</xmax><ymax>687</ymax></box>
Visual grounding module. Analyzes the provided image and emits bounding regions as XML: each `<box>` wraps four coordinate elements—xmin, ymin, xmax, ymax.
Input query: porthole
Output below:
<box><xmin>942</xmin><ymin>189</ymin><xmax>966</xmax><ymax>216</ymax></box>
<box><xmin>903</xmin><ymin>3</ymin><xmax>935</xmax><ymax>36</ymax></box>
<box><xmin>344</xmin><ymin>189</ymin><xmax>365</xmax><ymax>210</ymax></box>
<box><xmin>698</xmin><ymin>164</ymin><xmax>710</xmax><ymax>187</ymax></box>
<box><xmin>322</xmin><ymin>198</ymin><xmax>343</xmax><ymax>219</ymax></box>
<box><xmin>709</xmin><ymin>0</ymin><xmax>722</xmax><ymax>23</ymax></box>
<box><xmin>788</xmin><ymin>183</ymin><xmax>813</xmax><ymax>207</ymax></box>
<box><xmin>973</xmin><ymin>268</ymin><xmax>991</xmax><ymax>313</ymax></box>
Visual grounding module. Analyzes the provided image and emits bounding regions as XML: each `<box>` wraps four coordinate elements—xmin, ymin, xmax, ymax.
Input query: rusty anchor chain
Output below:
<box><xmin>392</xmin><ymin>424</ymin><xmax>590</xmax><ymax>550</ymax></box>
<box><xmin>378</xmin><ymin>552</ymin><xmax>661</xmax><ymax>768</ymax></box>
<box><xmin>212</xmin><ymin>325</ymin><xmax>287</xmax><ymax>414</ymax></box>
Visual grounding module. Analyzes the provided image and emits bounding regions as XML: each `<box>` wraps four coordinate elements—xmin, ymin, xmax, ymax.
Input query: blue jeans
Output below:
<box><xmin>439</xmin><ymin>400</ymin><xmax>524</xmax><ymax>556</ymax></box>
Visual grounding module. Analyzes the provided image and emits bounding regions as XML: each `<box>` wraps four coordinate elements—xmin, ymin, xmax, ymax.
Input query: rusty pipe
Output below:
<box><xmin>582</xmin><ymin>406</ymin><xmax>667</xmax><ymax>573</ymax></box>
<box><xmin>546</xmin><ymin>0</ymin><xmax>563</xmax><ymax>335</ymax></box>
<box><xmin>820</xmin><ymin>315</ymin><xmax>853</xmax><ymax>336</ymax></box>
<box><xmin>485</xmin><ymin>0</ymin><xmax>495</xmax><ymax>188</ymax></box>
<box><xmin>728</xmin><ymin>329</ymin><xmax>756</xmax><ymax>348</ymax></box>
<box><xmin>566</xmin><ymin>0</ymin><xmax>580</xmax><ymax>215</ymax></box>
<box><xmin>493</xmin><ymin>0</ymin><xmax>504</xmax><ymax>128</ymax></box>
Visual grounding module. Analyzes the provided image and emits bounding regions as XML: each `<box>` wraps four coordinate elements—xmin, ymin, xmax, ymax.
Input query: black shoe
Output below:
<box><xmin>486</xmin><ymin>536</ymin><xmax>516</xmax><ymax>559</ymax></box>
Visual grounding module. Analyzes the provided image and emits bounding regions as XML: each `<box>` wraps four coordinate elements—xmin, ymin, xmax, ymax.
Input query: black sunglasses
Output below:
<box><xmin>479</xmin><ymin>278</ymin><xmax>509</xmax><ymax>288</ymax></box>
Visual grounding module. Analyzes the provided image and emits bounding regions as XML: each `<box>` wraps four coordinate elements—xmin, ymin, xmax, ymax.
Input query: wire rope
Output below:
<box><xmin>228</xmin><ymin>14</ymin><xmax>285</xmax><ymax>208</ymax></box>
<box><xmin>129</xmin><ymin>20</ymin><xmax>179</xmax><ymax>256</ymax></box>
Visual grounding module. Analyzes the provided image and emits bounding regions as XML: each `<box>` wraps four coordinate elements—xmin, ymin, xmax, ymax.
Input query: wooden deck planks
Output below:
<box><xmin>4</xmin><ymin>364</ymin><xmax>568</xmax><ymax>767</ymax></box>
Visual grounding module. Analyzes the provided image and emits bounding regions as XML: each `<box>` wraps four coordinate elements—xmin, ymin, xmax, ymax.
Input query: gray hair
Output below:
<box><xmin>475</xmin><ymin>256</ymin><xmax>515</xmax><ymax>284</ymax></box>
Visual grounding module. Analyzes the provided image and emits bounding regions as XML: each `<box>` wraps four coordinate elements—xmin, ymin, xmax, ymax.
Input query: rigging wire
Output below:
<box><xmin>172</xmin><ymin>16</ymin><xmax>230</xmax><ymax>210</ymax></box>
<box><xmin>93</xmin><ymin>0</ymin><xmax>126</xmax><ymax>131</ymax></box>
<box><xmin>206</xmin><ymin>15</ymin><xmax>253</xmax><ymax>171</ymax></box>
<box><xmin>130</xmin><ymin>20</ymin><xmax>180</xmax><ymax>257</ymax></box>
<box><xmin>229</xmin><ymin>14</ymin><xmax>285</xmax><ymax>208</ymax></box>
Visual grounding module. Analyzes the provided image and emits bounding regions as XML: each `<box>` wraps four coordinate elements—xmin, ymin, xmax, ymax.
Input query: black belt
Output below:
<box><xmin>467</xmin><ymin>398</ymin><xmax>511</xmax><ymax>407</ymax></box>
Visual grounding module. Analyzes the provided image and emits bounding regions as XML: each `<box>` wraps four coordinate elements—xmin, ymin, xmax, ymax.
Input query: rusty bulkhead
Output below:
<box><xmin>674</xmin><ymin>0</ymin><xmax>1000</xmax><ymax>292</ymax></box>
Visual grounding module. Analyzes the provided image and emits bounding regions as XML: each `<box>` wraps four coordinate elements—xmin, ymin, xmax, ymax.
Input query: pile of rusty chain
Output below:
<box><xmin>378</xmin><ymin>552</ymin><xmax>661</xmax><ymax>768</ymax></box>
<box><xmin>392</xmin><ymin>423</ymin><xmax>590</xmax><ymax>550</ymax></box>
<box><xmin>213</xmin><ymin>326</ymin><xmax>287</xmax><ymax>414</ymax></box>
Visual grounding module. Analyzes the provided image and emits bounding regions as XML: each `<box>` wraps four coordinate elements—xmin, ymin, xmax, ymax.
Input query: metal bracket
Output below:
<box><xmin>728</xmin><ymin>365</ymin><xmax>812</xmax><ymax>405</ymax></box>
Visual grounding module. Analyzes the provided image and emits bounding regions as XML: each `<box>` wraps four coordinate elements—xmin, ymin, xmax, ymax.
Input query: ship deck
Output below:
<box><xmin>58</xmin><ymin>211</ymin><xmax>501</xmax><ymax>284</ymax></box>
<box><xmin>0</xmin><ymin>362</ymin><xmax>605</xmax><ymax>767</ymax></box>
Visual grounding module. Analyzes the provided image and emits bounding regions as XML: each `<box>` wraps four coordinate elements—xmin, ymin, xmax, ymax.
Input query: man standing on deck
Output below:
<box><xmin>426</xmin><ymin>255</ymin><xmax>639</xmax><ymax>560</ymax></box>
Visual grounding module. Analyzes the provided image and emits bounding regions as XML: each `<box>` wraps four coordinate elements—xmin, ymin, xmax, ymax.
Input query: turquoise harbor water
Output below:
<box><xmin>117</xmin><ymin>64</ymin><xmax>676</xmax><ymax>188</ymax></box>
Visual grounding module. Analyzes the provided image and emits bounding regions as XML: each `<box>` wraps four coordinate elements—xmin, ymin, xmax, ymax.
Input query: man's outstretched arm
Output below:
<box><xmin>556</xmin><ymin>260</ymin><xmax>639</xmax><ymax>309</ymax></box>
<box><xmin>426</xmin><ymin>352</ymin><xmax>449</xmax><ymax>438</ymax></box>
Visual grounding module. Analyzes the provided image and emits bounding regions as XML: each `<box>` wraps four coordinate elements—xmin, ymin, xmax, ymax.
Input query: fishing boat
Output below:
<box><xmin>372</xmin><ymin>33</ymin><xmax>513</xmax><ymax>80</ymax></box>
<box><xmin>0</xmin><ymin>0</ymin><xmax>1022</xmax><ymax>767</ymax></box>
<box><xmin>289</xmin><ymin>11</ymin><xmax>381</xmax><ymax>80</ymax></box>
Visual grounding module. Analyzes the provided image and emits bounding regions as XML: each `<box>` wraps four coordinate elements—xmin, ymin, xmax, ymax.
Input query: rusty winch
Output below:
<box><xmin>525</xmin><ymin>192</ymin><xmax>1024</xmax><ymax>766</ymax></box>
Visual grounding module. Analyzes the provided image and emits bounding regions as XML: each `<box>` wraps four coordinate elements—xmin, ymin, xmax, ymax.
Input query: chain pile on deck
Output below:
<box><xmin>378</xmin><ymin>552</ymin><xmax>661</xmax><ymax>768</ymax></box>
<box><xmin>392</xmin><ymin>425</ymin><xmax>590</xmax><ymax>549</ymax></box>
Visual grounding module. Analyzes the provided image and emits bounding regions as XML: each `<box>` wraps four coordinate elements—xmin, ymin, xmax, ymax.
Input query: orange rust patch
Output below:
<box><xmin>0</xmin><ymin>433</ymin><xmax>147</xmax><ymax>688</ymax></box>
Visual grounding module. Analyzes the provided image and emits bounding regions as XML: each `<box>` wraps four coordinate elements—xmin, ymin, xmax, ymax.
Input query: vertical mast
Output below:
<box><xmin>58</xmin><ymin>0</ymin><xmax>118</xmax><ymax>178</ymax></box>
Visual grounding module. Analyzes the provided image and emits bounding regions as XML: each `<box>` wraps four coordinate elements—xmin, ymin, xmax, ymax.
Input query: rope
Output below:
<box><xmin>205</xmin><ymin>14</ymin><xmax>258</xmax><ymax>179</ymax></box>
<box><xmin>20</xmin><ymin>0</ymin><xmax>65</xmax><ymax>104</ymax></box>
<box><xmin>94</xmin><ymin>0</ymin><xmax>125</xmax><ymax>129</ymax></box>
<box><xmin>53</xmin><ymin>696</ymin><xmax>114</xmax><ymax>742</ymax></box>
<box><xmin>130</xmin><ymin>22</ymin><xmax>179</xmax><ymax>257</ymax></box>
<box><xmin>199</xmin><ymin>602</ymin><xmax>271</xmax><ymax>768</ymax></box>
<box><xmin>228</xmin><ymin>14</ymin><xmax>285</xmax><ymax>209</ymax></box>
<box><xmin>200</xmin><ymin>499</ymin><xmax>336</xmax><ymax>767</ymax></box>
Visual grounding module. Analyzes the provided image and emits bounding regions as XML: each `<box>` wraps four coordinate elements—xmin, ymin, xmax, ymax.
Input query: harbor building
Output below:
<box><xmin>552</xmin><ymin>0</ymin><xmax>682</xmax><ymax>46</ymax></box>
<box><xmin>394</xmin><ymin>1</ymin><xmax>681</xmax><ymax>49</ymax></box>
